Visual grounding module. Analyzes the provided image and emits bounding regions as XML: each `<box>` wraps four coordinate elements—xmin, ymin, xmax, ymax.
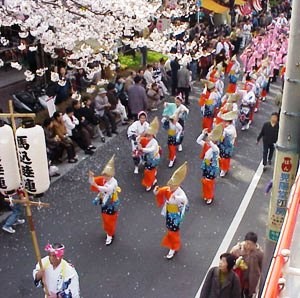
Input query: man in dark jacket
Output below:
<box><xmin>257</xmin><ymin>112</ymin><xmax>279</xmax><ymax>169</ymax></box>
<box><xmin>170</xmin><ymin>56</ymin><xmax>180</xmax><ymax>96</ymax></box>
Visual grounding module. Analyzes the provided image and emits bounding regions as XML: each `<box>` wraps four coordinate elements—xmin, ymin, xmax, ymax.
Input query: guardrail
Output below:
<box><xmin>261</xmin><ymin>169</ymin><xmax>300</xmax><ymax>297</ymax></box>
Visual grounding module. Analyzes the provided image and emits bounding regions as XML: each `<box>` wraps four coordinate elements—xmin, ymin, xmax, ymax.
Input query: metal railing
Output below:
<box><xmin>262</xmin><ymin>166</ymin><xmax>300</xmax><ymax>297</ymax></box>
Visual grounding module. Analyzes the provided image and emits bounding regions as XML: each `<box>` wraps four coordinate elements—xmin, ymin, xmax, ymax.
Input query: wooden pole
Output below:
<box><xmin>1</xmin><ymin>100</ymin><xmax>49</xmax><ymax>296</ymax></box>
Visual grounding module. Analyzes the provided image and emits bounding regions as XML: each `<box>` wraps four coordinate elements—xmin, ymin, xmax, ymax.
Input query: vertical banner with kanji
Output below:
<box><xmin>267</xmin><ymin>151</ymin><xmax>298</xmax><ymax>242</ymax></box>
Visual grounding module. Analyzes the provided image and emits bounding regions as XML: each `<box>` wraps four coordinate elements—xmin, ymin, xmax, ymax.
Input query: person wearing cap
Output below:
<box><xmin>199</xmin><ymin>80</ymin><xmax>217</xmax><ymax>132</ymax></box>
<box><xmin>153</xmin><ymin>162</ymin><xmax>189</xmax><ymax>259</ymax></box>
<box><xmin>138</xmin><ymin>117</ymin><xmax>161</xmax><ymax>191</ymax></box>
<box><xmin>33</xmin><ymin>242</ymin><xmax>80</xmax><ymax>297</ymax></box>
<box><xmin>127</xmin><ymin>111</ymin><xmax>150</xmax><ymax>174</ymax></box>
<box><xmin>94</xmin><ymin>88</ymin><xmax>118</xmax><ymax>137</ymax></box>
<box><xmin>161</xmin><ymin>107</ymin><xmax>183</xmax><ymax>168</ymax></box>
<box><xmin>196</xmin><ymin>124</ymin><xmax>222</xmax><ymax>205</ymax></box>
<box><xmin>218</xmin><ymin>111</ymin><xmax>238</xmax><ymax>178</ymax></box>
<box><xmin>89</xmin><ymin>155</ymin><xmax>121</xmax><ymax>246</ymax></box>
<box><xmin>174</xmin><ymin>95</ymin><xmax>189</xmax><ymax>152</ymax></box>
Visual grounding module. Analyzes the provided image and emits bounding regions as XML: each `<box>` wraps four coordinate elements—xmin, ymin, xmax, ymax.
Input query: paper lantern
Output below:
<box><xmin>16</xmin><ymin>120</ymin><xmax>50</xmax><ymax>194</ymax></box>
<box><xmin>0</xmin><ymin>123</ymin><xmax>21</xmax><ymax>192</ymax></box>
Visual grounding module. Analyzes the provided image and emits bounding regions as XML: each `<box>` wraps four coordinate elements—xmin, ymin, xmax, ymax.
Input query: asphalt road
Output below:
<box><xmin>0</xmin><ymin>82</ymin><xmax>280</xmax><ymax>298</ymax></box>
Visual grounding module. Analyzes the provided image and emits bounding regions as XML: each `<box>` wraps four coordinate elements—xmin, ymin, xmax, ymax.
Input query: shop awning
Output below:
<box><xmin>202</xmin><ymin>0</ymin><xmax>229</xmax><ymax>14</ymax></box>
<box><xmin>235</xmin><ymin>0</ymin><xmax>246</xmax><ymax>5</ymax></box>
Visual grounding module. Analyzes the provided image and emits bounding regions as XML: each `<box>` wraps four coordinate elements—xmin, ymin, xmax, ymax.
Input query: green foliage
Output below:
<box><xmin>118</xmin><ymin>50</ymin><xmax>168</xmax><ymax>70</ymax></box>
<box><xmin>269</xmin><ymin>0</ymin><xmax>281</xmax><ymax>7</ymax></box>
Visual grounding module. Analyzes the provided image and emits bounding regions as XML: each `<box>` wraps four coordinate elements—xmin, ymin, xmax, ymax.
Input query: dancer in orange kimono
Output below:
<box><xmin>226</xmin><ymin>55</ymin><xmax>241</xmax><ymax>94</ymax></box>
<box><xmin>139</xmin><ymin>117</ymin><xmax>161</xmax><ymax>191</ymax></box>
<box><xmin>153</xmin><ymin>162</ymin><xmax>189</xmax><ymax>260</ymax></box>
<box><xmin>89</xmin><ymin>155</ymin><xmax>121</xmax><ymax>246</ymax></box>
<box><xmin>196</xmin><ymin>124</ymin><xmax>222</xmax><ymax>205</ymax></box>
<box><xmin>199</xmin><ymin>80</ymin><xmax>217</xmax><ymax>132</ymax></box>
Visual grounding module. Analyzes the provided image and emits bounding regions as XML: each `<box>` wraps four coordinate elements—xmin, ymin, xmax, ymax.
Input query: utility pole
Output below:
<box><xmin>267</xmin><ymin>0</ymin><xmax>300</xmax><ymax>242</ymax></box>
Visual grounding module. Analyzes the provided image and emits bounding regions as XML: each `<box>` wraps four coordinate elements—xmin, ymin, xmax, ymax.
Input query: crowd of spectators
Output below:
<box><xmin>41</xmin><ymin>1</ymin><xmax>291</xmax><ymax>177</ymax></box>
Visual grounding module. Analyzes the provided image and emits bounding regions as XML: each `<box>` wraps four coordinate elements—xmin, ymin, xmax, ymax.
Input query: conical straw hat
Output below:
<box><xmin>101</xmin><ymin>154</ymin><xmax>115</xmax><ymax>177</ymax></box>
<box><xmin>167</xmin><ymin>162</ymin><xmax>188</xmax><ymax>187</ymax></box>
<box><xmin>220</xmin><ymin>110</ymin><xmax>238</xmax><ymax>121</ymax></box>
<box><xmin>146</xmin><ymin>116</ymin><xmax>159</xmax><ymax>135</ymax></box>
<box><xmin>209</xmin><ymin>123</ymin><xmax>223</xmax><ymax>142</ymax></box>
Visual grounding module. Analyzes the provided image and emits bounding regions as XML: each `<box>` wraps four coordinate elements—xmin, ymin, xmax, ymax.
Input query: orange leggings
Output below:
<box><xmin>142</xmin><ymin>168</ymin><xmax>157</xmax><ymax>188</ymax></box>
<box><xmin>161</xmin><ymin>230</ymin><xmax>181</xmax><ymax>251</ymax></box>
<box><xmin>201</xmin><ymin>177</ymin><xmax>216</xmax><ymax>200</ymax></box>
<box><xmin>168</xmin><ymin>144</ymin><xmax>176</xmax><ymax>161</ymax></box>
<box><xmin>101</xmin><ymin>212</ymin><xmax>118</xmax><ymax>236</ymax></box>
<box><xmin>227</xmin><ymin>83</ymin><xmax>237</xmax><ymax>94</ymax></box>
<box><xmin>219</xmin><ymin>158</ymin><xmax>231</xmax><ymax>172</ymax></box>
<box><xmin>202</xmin><ymin>117</ymin><xmax>214</xmax><ymax>132</ymax></box>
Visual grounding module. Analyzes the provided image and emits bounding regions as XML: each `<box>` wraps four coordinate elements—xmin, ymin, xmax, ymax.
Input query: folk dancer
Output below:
<box><xmin>199</xmin><ymin>80</ymin><xmax>217</xmax><ymax>132</ymax></box>
<box><xmin>89</xmin><ymin>155</ymin><xmax>121</xmax><ymax>246</ymax></box>
<box><xmin>215</xmin><ymin>93</ymin><xmax>239</xmax><ymax>126</ymax></box>
<box><xmin>196</xmin><ymin>124</ymin><xmax>222</xmax><ymax>205</ymax></box>
<box><xmin>139</xmin><ymin>117</ymin><xmax>161</xmax><ymax>191</ymax></box>
<box><xmin>33</xmin><ymin>242</ymin><xmax>80</xmax><ymax>298</ymax></box>
<box><xmin>174</xmin><ymin>95</ymin><xmax>189</xmax><ymax>152</ymax></box>
<box><xmin>162</xmin><ymin>103</ymin><xmax>183</xmax><ymax>168</ymax></box>
<box><xmin>127</xmin><ymin>111</ymin><xmax>149</xmax><ymax>174</ymax></box>
<box><xmin>226</xmin><ymin>55</ymin><xmax>240</xmax><ymax>94</ymax></box>
<box><xmin>218</xmin><ymin>111</ymin><xmax>238</xmax><ymax>177</ymax></box>
<box><xmin>153</xmin><ymin>162</ymin><xmax>189</xmax><ymax>259</ymax></box>
<box><xmin>238</xmin><ymin>82</ymin><xmax>256</xmax><ymax>130</ymax></box>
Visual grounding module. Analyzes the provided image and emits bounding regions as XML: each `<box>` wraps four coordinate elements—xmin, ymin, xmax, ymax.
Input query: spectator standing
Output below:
<box><xmin>177</xmin><ymin>64</ymin><xmax>191</xmax><ymax>106</ymax></box>
<box><xmin>256</xmin><ymin>112</ymin><xmax>279</xmax><ymax>169</ymax></box>
<box><xmin>94</xmin><ymin>88</ymin><xmax>118</xmax><ymax>137</ymax></box>
<box><xmin>124</xmin><ymin>71</ymin><xmax>136</xmax><ymax>93</ymax></box>
<box><xmin>241</xmin><ymin>19</ymin><xmax>252</xmax><ymax>49</ymax></box>
<box><xmin>74</xmin><ymin>68</ymin><xmax>91</xmax><ymax>92</ymax></box>
<box><xmin>170</xmin><ymin>56</ymin><xmax>180</xmax><ymax>96</ymax></box>
<box><xmin>2</xmin><ymin>189</ymin><xmax>25</xmax><ymax>234</ymax></box>
<box><xmin>115</xmin><ymin>76</ymin><xmax>129</xmax><ymax>111</ymax></box>
<box><xmin>231</xmin><ymin>232</ymin><xmax>264</xmax><ymax>298</ymax></box>
<box><xmin>127</xmin><ymin>76</ymin><xmax>148</xmax><ymax>120</ymax></box>
<box><xmin>200</xmin><ymin>253</ymin><xmax>241</xmax><ymax>298</ymax></box>
<box><xmin>55</xmin><ymin>67</ymin><xmax>73</xmax><ymax>105</ymax></box>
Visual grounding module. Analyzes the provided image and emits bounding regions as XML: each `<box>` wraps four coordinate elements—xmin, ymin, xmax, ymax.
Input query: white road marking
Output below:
<box><xmin>194</xmin><ymin>161</ymin><xmax>264</xmax><ymax>298</ymax></box>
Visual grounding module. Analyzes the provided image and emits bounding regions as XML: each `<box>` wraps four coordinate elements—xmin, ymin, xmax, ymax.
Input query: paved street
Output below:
<box><xmin>0</xmin><ymin>83</ymin><xmax>280</xmax><ymax>298</ymax></box>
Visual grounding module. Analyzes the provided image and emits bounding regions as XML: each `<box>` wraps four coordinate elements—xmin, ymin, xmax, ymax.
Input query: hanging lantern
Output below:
<box><xmin>15</xmin><ymin>119</ymin><xmax>50</xmax><ymax>194</ymax></box>
<box><xmin>0</xmin><ymin>122</ymin><xmax>21</xmax><ymax>192</ymax></box>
